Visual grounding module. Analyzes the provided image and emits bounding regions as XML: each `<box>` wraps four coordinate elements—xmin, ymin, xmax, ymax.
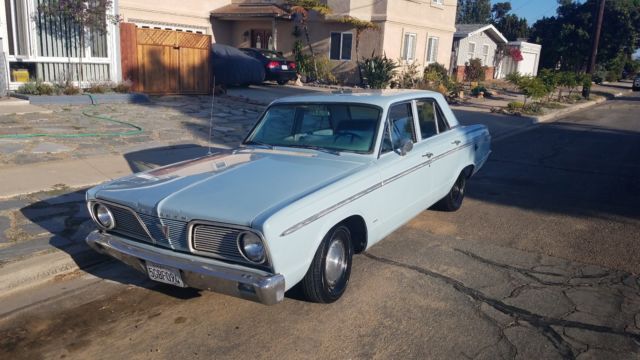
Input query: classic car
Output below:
<box><xmin>85</xmin><ymin>90</ymin><xmax>491</xmax><ymax>305</ymax></box>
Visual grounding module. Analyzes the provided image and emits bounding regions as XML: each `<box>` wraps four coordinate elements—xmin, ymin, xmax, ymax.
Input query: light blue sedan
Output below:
<box><xmin>85</xmin><ymin>90</ymin><xmax>491</xmax><ymax>304</ymax></box>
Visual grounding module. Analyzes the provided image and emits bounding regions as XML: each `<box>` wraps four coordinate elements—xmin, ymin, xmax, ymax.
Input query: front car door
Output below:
<box><xmin>369</xmin><ymin>102</ymin><xmax>425</xmax><ymax>239</ymax></box>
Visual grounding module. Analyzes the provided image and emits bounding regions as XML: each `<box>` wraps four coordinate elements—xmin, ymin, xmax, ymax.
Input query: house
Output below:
<box><xmin>2</xmin><ymin>0</ymin><xmax>459</xmax><ymax>93</ymax></box>
<box><xmin>451</xmin><ymin>23</ymin><xmax>507</xmax><ymax>81</ymax></box>
<box><xmin>210</xmin><ymin>0</ymin><xmax>458</xmax><ymax>82</ymax></box>
<box><xmin>0</xmin><ymin>0</ymin><xmax>120</xmax><ymax>89</ymax></box>
<box><xmin>496</xmin><ymin>41</ymin><xmax>541</xmax><ymax>78</ymax></box>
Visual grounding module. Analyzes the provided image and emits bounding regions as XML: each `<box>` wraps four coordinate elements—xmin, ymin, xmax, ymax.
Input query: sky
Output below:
<box><xmin>494</xmin><ymin>0</ymin><xmax>565</xmax><ymax>24</ymax></box>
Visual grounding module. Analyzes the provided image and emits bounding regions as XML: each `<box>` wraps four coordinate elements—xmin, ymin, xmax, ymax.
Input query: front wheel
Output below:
<box><xmin>302</xmin><ymin>225</ymin><xmax>353</xmax><ymax>303</ymax></box>
<box><xmin>435</xmin><ymin>171</ymin><xmax>467</xmax><ymax>211</ymax></box>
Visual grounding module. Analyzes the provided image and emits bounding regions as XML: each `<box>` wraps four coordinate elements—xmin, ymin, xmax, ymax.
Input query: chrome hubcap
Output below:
<box><xmin>325</xmin><ymin>238</ymin><xmax>347</xmax><ymax>287</ymax></box>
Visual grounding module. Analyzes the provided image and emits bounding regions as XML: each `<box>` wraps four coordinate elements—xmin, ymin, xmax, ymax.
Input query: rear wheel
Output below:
<box><xmin>277</xmin><ymin>80</ymin><xmax>288</xmax><ymax>85</ymax></box>
<box><xmin>302</xmin><ymin>225</ymin><xmax>353</xmax><ymax>303</ymax></box>
<box><xmin>435</xmin><ymin>171</ymin><xmax>467</xmax><ymax>211</ymax></box>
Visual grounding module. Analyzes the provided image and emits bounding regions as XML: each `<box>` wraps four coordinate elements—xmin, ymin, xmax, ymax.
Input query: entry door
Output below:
<box><xmin>251</xmin><ymin>29</ymin><xmax>273</xmax><ymax>49</ymax></box>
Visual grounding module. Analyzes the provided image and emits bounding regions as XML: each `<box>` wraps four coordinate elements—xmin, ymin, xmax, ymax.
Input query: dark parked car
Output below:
<box><xmin>633</xmin><ymin>75</ymin><xmax>640</xmax><ymax>91</ymax></box>
<box><xmin>240</xmin><ymin>48</ymin><xmax>297</xmax><ymax>85</ymax></box>
<box><xmin>212</xmin><ymin>44</ymin><xmax>265</xmax><ymax>86</ymax></box>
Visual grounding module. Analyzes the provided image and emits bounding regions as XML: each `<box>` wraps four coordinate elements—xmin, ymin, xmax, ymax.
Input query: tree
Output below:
<box><xmin>456</xmin><ymin>0</ymin><xmax>492</xmax><ymax>24</ymax></box>
<box><xmin>491</xmin><ymin>2</ymin><xmax>512</xmax><ymax>22</ymax></box>
<box><xmin>530</xmin><ymin>0</ymin><xmax>640</xmax><ymax>74</ymax></box>
<box><xmin>288</xmin><ymin>0</ymin><xmax>332</xmax><ymax>81</ymax></box>
<box><xmin>494</xmin><ymin>14</ymin><xmax>529</xmax><ymax>41</ymax></box>
<box><xmin>36</xmin><ymin>0</ymin><xmax>120</xmax><ymax>83</ymax></box>
<box><xmin>338</xmin><ymin>16</ymin><xmax>379</xmax><ymax>85</ymax></box>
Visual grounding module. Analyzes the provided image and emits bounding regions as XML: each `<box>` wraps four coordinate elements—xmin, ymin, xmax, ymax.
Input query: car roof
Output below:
<box><xmin>270</xmin><ymin>89</ymin><xmax>443</xmax><ymax>108</ymax></box>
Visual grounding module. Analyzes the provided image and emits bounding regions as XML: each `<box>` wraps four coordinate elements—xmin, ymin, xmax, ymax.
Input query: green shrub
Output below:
<box><xmin>314</xmin><ymin>56</ymin><xmax>337</xmax><ymax>85</ymax></box>
<box><xmin>558</xmin><ymin>72</ymin><xmax>579</xmax><ymax>97</ymax></box>
<box><xmin>423</xmin><ymin>62</ymin><xmax>449</xmax><ymax>85</ymax></box>
<box><xmin>62</xmin><ymin>83</ymin><xmax>81</xmax><ymax>95</ymax></box>
<box><xmin>517</xmin><ymin>76</ymin><xmax>548</xmax><ymax>104</ymax></box>
<box><xmin>359</xmin><ymin>52</ymin><xmax>398</xmax><ymax>89</ymax></box>
<box><xmin>471</xmin><ymin>85</ymin><xmax>489</xmax><ymax>97</ymax></box>
<box><xmin>522</xmin><ymin>102</ymin><xmax>543</xmax><ymax>114</ymax></box>
<box><xmin>505</xmin><ymin>71</ymin><xmax>522</xmax><ymax>86</ymax></box>
<box><xmin>464</xmin><ymin>58</ymin><xmax>486</xmax><ymax>82</ymax></box>
<box><xmin>507</xmin><ymin>101</ymin><xmax>524</xmax><ymax>111</ymax></box>
<box><xmin>537</xmin><ymin>69</ymin><xmax>558</xmax><ymax>101</ymax></box>
<box><xmin>16</xmin><ymin>82</ymin><xmax>39</xmax><ymax>95</ymax></box>
<box><xmin>112</xmin><ymin>80</ymin><xmax>132</xmax><ymax>93</ymax></box>
<box><xmin>87</xmin><ymin>82</ymin><xmax>111</xmax><ymax>94</ymax></box>
<box><xmin>397</xmin><ymin>61</ymin><xmax>421</xmax><ymax>89</ymax></box>
<box><xmin>16</xmin><ymin>81</ymin><xmax>56</xmax><ymax>95</ymax></box>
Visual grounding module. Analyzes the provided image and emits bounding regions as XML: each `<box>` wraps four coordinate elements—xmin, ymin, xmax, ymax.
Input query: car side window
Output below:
<box><xmin>416</xmin><ymin>99</ymin><xmax>438</xmax><ymax>139</ymax></box>
<box><xmin>416</xmin><ymin>99</ymin><xmax>449</xmax><ymax>140</ymax></box>
<box><xmin>381</xmin><ymin>103</ymin><xmax>416</xmax><ymax>154</ymax></box>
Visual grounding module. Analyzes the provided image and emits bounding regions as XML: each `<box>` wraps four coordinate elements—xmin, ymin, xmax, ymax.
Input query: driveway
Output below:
<box><xmin>0</xmin><ymin>94</ymin><xmax>639</xmax><ymax>359</ymax></box>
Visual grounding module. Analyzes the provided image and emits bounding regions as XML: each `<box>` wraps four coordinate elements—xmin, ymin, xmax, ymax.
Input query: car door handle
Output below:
<box><xmin>451</xmin><ymin>140</ymin><xmax>461</xmax><ymax>146</ymax></box>
<box><xmin>422</xmin><ymin>152</ymin><xmax>433</xmax><ymax>158</ymax></box>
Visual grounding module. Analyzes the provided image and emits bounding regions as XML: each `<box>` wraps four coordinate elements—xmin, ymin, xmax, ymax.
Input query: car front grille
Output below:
<box><xmin>108</xmin><ymin>206</ymin><xmax>153</xmax><ymax>243</ymax></box>
<box><xmin>192</xmin><ymin>224</ymin><xmax>246</xmax><ymax>263</ymax></box>
<box><xmin>96</xmin><ymin>202</ymin><xmax>268</xmax><ymax>269</ymax></box>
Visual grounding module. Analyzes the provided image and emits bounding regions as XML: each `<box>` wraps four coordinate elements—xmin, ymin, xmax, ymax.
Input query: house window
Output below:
<box><xmin>5</xmin><ymin>0</ymin><xmax>30</xmax><ymax>56</ymax></box>
<box><xmin>467</xmin><ymin>42</ymin><xmax>476</xmax><ymax>61</ymax></box>
<box><xmin>482</xmin><ymin>44</ymin><xmax>490</xmax><ymax>66</ymax></box>
<box><xmin>402</xmin><ymin>33</ymin><xmax>417</xmax><ymax>62</ymax></box>
<box><xmin>330</xmin><ymin>32</ymin><xmax>353</xmax><ymax>60</ymax></box>
<box><xmin>432</xmin><ymin>0</ymin><xmax>444</xmax><ymax>5</ymax></box>
<box><xmin>426</xmin><ymin>36</ymin><xmax>439</xmax><ymax>64</ymax></box>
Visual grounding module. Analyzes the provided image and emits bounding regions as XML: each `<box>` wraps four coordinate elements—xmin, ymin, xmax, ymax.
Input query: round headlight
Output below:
<box><xmin>238</xmin><ymin>232</ymin><xmax>265</xmax><ymax>263</ymax></box>
<box><xmin>95</xmin><ymin>204</ymin><xmax>115</xmax><ymax>229</ymax></box>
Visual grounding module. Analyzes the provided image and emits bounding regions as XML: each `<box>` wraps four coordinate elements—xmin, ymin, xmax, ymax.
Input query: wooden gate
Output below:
<box><xmin>120</xmin><ymin>23</ymin><xmax>211</xmax><ymax>94</ymax></box>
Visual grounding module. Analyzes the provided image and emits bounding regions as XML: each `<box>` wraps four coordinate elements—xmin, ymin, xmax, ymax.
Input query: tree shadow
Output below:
<box><xmin>465</xmin><ymin>119</ymin><xmax>640</xmax><ymax>221</ymax></box>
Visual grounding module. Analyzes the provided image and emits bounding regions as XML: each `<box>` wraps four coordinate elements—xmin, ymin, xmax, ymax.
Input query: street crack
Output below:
<box><xmin>363</xmin><ymin>252</ymin><xmax>640</xmax><ymax>359</ymax></box>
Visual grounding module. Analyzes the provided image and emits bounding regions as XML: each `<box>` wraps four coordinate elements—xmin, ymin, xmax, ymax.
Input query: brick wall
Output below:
<box><xmin>454</xmin><ymin>66</ymin><xmax>495</xmax><ymax>82</ymax></box>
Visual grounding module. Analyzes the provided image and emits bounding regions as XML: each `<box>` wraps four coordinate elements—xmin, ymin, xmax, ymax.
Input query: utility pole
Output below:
<box><xmin>587</xmin><ymin>0</ymin><xmax>606</xmax><ymax>74</ymax></box>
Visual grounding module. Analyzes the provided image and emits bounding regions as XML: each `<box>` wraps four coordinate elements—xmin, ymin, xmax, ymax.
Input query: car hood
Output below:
<box><xmin>92</xmin><ymin>149</ymin><xmax>367</xmax><ymax>226</ymax></box>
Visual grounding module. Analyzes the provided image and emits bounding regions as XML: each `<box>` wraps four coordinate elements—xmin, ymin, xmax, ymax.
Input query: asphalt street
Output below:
<box><xmin>1</xmin><ymin>93</ymin><xmax>639</xmax><ymax>359</ymax></box>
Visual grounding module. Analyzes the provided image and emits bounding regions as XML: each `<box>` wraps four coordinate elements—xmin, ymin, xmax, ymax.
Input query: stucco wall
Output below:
<box><xmin>119</xmin><ymin>0</ymin><xmax>229</xmax><ymax>38</ymax></box>
<box><xmin>455</xmin><ymin>32</ymin><xmax>498</xmax><ymax>67</ymax></box>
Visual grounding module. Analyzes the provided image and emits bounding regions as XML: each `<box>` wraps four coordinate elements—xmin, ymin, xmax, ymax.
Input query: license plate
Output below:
<box><xmin>146</xmin><ymin>262</ymin><xmax>185</xmax><ymax>287</ymax></box>
<box><xmin>281</xmin><ymin>65</ymin><xmax>288</xmax><ymax>70</ymax></box>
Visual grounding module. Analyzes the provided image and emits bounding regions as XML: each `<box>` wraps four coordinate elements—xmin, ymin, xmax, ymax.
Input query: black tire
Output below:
<box><xmin>302</xmin><ymin>225</ymin><xmax>353</xmax><ymax>303</ymax></box>
<box><xmin>435</xmin><ymin>171</ymin><xmax>467</xmax><ymax>211</ymax></box>
<box><xmin>277</xmin><ymin>80</ymin><xmax>288</xmax><ymax>85</ymax></box>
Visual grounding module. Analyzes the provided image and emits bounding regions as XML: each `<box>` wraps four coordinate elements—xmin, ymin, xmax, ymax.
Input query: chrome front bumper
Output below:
<box><xmin>86</xmin><ymin>230</ymin><xmax>285</xmax><ymax>305</ymax></box>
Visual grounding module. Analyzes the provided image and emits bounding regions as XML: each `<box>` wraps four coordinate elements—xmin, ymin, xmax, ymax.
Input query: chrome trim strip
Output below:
<box><xmin>280</xmin><ymin>138</ymin><xmax>480</xmax><ymax>237</ymax></box>
<box><xmin>89</xmin><ymin>199</ymin><xmax>158</xmax><ymax>244</ymax></box>
<box><xmin>187</xmin><ymin>220</ymin><xmax>274</xmax><ymax>272</ymax></box>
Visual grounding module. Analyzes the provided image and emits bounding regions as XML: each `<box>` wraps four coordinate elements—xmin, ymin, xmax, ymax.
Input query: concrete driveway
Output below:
<box><xmin>0</xmin><ymin>93</ymin><xmax>639</xmax><ymax>359</ymax></box>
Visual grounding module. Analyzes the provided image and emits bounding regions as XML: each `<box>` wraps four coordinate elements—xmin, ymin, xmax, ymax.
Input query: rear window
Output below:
<box><xmin>260</xmin><ymin>50</ymin><xmax>284</xmax><ymax>59</ymax></box>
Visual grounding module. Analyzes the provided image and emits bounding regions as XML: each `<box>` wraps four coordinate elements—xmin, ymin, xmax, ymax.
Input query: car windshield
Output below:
<box><xmin>244</xmin><ymin>103</ymin><xmax>382</xmax><ymax>154</ymax></box>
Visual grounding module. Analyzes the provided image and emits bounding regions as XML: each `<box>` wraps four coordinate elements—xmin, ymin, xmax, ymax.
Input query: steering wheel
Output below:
<box><xmin>334</xmin><ymin>131</ymin><xmax>363</xmax><ymax>143</ymax></box>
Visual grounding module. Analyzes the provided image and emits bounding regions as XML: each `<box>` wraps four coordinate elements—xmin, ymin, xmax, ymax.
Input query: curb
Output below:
<box><xmin>0</xmin><ymin>244</ymin><xmax>109</xmax><ymax>298</ymax></box>
<box><xmin>531</xmin><ymin>96</ymin><xmax>609</xmax><ymax>123</ymax></box>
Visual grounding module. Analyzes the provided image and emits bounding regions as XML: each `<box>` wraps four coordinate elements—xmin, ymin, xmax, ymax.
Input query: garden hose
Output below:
<box><xmin>0</xmin><ymin>94</ymin><xmax>144</xmax><ymax>139</ymax></box>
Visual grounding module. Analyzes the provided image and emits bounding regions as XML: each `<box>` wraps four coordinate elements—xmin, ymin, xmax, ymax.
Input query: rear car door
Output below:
<box><xmin>414</xmin><ymin>98</ymin><xmax>463</xmax><ymax>202</ymax></box>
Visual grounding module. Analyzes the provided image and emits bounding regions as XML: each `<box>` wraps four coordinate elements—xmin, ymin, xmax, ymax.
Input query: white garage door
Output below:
<box><xmin>519</xmin><ymin>52</ymin><xmax>538</xmax><ymax>76</ymax></box>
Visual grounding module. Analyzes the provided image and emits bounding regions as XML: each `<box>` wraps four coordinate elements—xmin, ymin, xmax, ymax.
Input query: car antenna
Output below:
<box><xmin>208</xmin><ymin>77</ymin><xmax>215</xmax><ymax>155</ymax></box>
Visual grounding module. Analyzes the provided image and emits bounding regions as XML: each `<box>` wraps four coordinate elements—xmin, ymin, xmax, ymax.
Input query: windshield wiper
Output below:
<box><xmin>245</xmin><ymin>140</ymin><xmax>274</xmax><ymax>150</ymax></box>
<box><xmin>286</xmin><ymin>144</ymin><xmax>341</xmax><ymax>156</ymax></box>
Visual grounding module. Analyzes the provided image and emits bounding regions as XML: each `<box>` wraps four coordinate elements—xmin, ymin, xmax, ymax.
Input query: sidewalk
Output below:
<box><xmin>0</xmin><ymin>97</ymin><xmax>52</xmax><ymax>116</ymax></box>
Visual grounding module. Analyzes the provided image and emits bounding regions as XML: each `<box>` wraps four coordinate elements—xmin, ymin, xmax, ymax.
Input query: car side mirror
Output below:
<box><xmin>397</xmin><ymin>138</ymin><xmax>413</xmax><ymax>156</ymax></box>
